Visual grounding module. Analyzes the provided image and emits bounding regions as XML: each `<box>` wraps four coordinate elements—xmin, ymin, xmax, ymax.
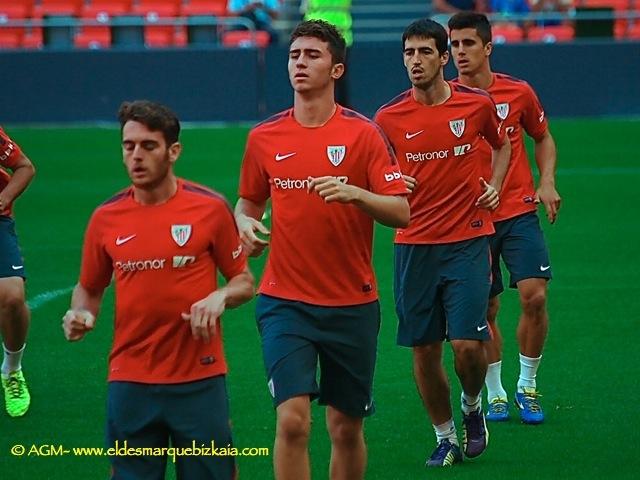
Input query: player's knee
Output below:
<box><xmin>0</xmin><ymin>282</ymin><xmax>26</xmax><ymax>314</ymax></box>
<box><xmin>452</xmin><ymin>340</ymin><xmax>484</xmax><ymax>365</ymax></box>
<box><xmin>413</xmin><ymin>343</ymin><xmax>441</xmax><ymax>364</ymax></box>
<box><xmin>487</xmin><ymin>297</ymin><xmax>500</xmax><ymax>322</ymax></box>
<box><xmin>520</xmin><ymin>289</ymin><xmax>547</xmax><ymax>316</ymax></box>
<box><xmin>327</xmin><ymin>413</ymin><xmax>363</xmax><ymax>448</ymax></box>
<box><xmin>276</xmin><ymin>407</ymin><xmax>310</xmax><ymax>444</ymax></box>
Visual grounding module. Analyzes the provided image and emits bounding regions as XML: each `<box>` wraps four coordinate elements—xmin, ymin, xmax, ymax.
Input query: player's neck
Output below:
<box><xmin>293</xmin><ymin>90</ymin><xmax>338</xmax><ymax>127</ymax></box>
<box><xmin>132</xmin><ymin>174</ymin><xmax>178</xmax><ymax>205</ymax></box>
<box><xmin>459</xmin><ymin>66</ymin><xmax>493</xmax><ymax>90</ymax></box>
<box><xmin>412</xmin><ymin>78</ymin><xmax>451</xmax><ymax>106</ymax></box>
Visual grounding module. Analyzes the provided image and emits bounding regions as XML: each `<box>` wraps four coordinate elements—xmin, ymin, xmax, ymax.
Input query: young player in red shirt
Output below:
<box><xmin>0</xmin><ymin>127</ymin><xmax>36</xmax><ymax>417</ymax></box>
<box><xmin>449</xmin><ymin>12</ymin><xmax>561</xmax><ymax>425</ymax></box>
<box><xmin>236</xmin><ymin>20</ymin><xmax>409</xmax><ymax>480</ymax></box>
<box><xmin>63</xmin><ymin>101</ymin><xmax>254</xmax><ymax>480</ymax></box>
<box><xmin>375</xmin><ymin>18</ymin><xmax>511</xmax><ymax>467</ymax></box>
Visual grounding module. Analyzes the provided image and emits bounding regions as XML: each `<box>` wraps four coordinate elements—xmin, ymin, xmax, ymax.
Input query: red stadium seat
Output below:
<box><xmin>32</xmin><ymin>0</ymin><xmax>84</xmax><ymax>17</ymax></box>
<box><xmin>75</xmin><ymin>11</ymin><xmax>114</xmax><ymax>49</ymax></box>
<box><xmin>87</xmin><ymin>0</ymin><xmax>133</xmax><ymax>15</ymax></box>
<box><xmin>627</xmin><ymin>21</ymin><xmax>640</xmax><ymax>38</ymax></box>
<box><xmin>0</xmin><ymin>29</ymin><xmax>23</xmax><ymax>49</ymax></box>
<box><xmin>221</xmin><ymin>30</ymin><xmax>270</xmax><ymax>48</ymax></box>
<box><xmin>180</xmin><ymin>0</ymin><xmax>228</xmax><ymax>17</ymax></box>
<box><xmin>491</xmin><ymin>23</ymin><xmax>525</xmax><ymax>43</ymax></box>
<box><xmin>132</xmin><ymin>0</ymin><xmax>182</xmax><ymax>47</ymax></box>
<box><xmin>527</xmin><ymin>25</ymin><xmax>575</xmax><ymax>42</ymax></box>
<box><xmin>22</xmin><ymin>27</ymin><xmax>43</xmax><ymax>49</ymax></box>
<box><xmin>0</xmin><ymin>1</ymin><xmax>33</xmax><ymax>19</ymax></box>
<box><xmin>580</xmin><ymin>0</ymin><xmax>629</xmax><ymax>9</ymax></box>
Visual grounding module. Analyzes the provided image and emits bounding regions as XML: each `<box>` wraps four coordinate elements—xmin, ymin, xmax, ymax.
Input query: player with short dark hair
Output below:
<box><xmin>0</xmin><ymin>127</ymin><xmax>35</xmax><ymax>418</ymax></box>
<box><xmin>375</xmin><ymin>18</ymin><xmax>511</xmax><ymax>467</ymax></box>
<box><xmin>236</xmin><ymin>19</ymin><xmax>409</xmax><ymax>480</ymax></box>
<box><xmin>449</xmin><ymin>11</ymin><xmax>561</xmax><ymax>425</ymax></box>
<box><xmin>63</xmin><ymin>100</ymin><xmax>254</xmax><ymax>480</ymax></box>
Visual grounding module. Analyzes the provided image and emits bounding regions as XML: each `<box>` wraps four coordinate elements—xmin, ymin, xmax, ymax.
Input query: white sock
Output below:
<box><xmin>517</xmin><ymin>353</ymin><xmax>542</xmax><ymax>391</ymax></box>
<box><xmin>461</xmin><ymin>392</ymin><xmax>481</xmax><ymax>414</ymax></box>
<box><xmin>485</xmin><ymin>360</ymin><xmax>508</xmax><ymax>401</ymax></box>
<box><xmin>2</xmin><ymin>343</ymin><xmax>26</xmax><ymax>377</ymax></box>
<box><xmin>433</xmin><ymin>419</ymin><xmax>458</xmax><ymax>445</ymax></box>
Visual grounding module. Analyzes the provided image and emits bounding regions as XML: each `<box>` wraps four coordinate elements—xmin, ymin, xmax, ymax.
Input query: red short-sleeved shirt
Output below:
<box><xmin>375</xmin><ymin>83</ymin><xmax>506</xmax><ymax>244</ymax></box>
<box><xmin>0</xmin><ymin>127</ymin><xmax>24</xmax><ymax>217</ymax></box>
<box><xmin>80</xmin><ymin>179</ymin><xmax>247</xmax><ymax>384</ymax></box>
<box><xmin>239</xmin><ymin>106</ymin><xmax>407</xmax><ymax>306</ymax></box>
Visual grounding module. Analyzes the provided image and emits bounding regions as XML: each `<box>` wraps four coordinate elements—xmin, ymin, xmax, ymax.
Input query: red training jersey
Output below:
<box><xmin>375</xmin><ymin>83</ymin><xmax>506</xmax><ymax>244</ymax></box>
<box><xmin>455</xmin><ymin>73</ymin><xmax>549</xmax><ymax>222</ymax></box>
<box><xmin>238</xmin><ymin>105</ymin><xmax>407</xmax><ymax>306</ymax></box>
<box><xmin>0</xmin><ymin>127</ymin><xmax>24</xmax><ymax>217</ymax></box>
<box><xmin>79</xmin><ymin>179</ymin><xmax>247</xmax><ymax>384</ymax></box>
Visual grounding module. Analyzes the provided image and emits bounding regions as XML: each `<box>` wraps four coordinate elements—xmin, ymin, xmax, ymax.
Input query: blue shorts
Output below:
<box><xmin>0</xmin><ymin>216</ymin><xmax>26</xmax><ymax>279</ymax></box>
<box><xmin>106</xmin><ymin>376</ymin><xmax>235</xmax><ymax>480</ymax></box>
<box><xmin>394</xmin><ymin>237</ymin><xmax>491</xmax><ymax>346</ymax></box>
<box><xmin>490</xmin><ymin>211</ymin><xmax>552</xmax><ymax>298</ymax></box>
<box><xmin>255</xmin><ymin>294</ymin><xmax>380</xmax><ymax>418</ymax></box>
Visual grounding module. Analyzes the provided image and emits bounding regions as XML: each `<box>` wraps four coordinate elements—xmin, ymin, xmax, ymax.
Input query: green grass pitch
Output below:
<box><xmin>0</xmin><ymin>118</ymin><xmax>639</xmax><ymax>479</ymax></box>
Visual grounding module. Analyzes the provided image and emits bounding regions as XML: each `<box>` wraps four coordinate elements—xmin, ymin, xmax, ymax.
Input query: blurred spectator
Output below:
<box><xmin>490</xmin><ymin>0</ymin><xmax>531</xmax><ymax>16</ymax></box>
<box><xmin>529</xmin><ymin>0</ymin><xmax>573</xmax><ymax>25</ymax></box>
<box><xmin>433</xmin><ymin>0</ymin><xmax>488</xmax><ymax>14</ymax></box>
<box><xmin>228</xmin><ymin>0</ymin><xmax>281</xmax><ymax>44</ymax></box>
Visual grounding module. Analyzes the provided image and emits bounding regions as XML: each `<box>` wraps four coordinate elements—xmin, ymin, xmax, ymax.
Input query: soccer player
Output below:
<box><xmin>0</xmin><ymin>127</ymin><xmax>35</xmax><ymax>417</ymax></box>
<box><xmin>62</xmin><ymin>100</ymin><xmax>254</xmax><ymax>480</ymax></box>
<box><xmin>374</xmin><ymin>19</ymin><xmax>511</xmax><ymax>467</ymax></box>
<box><xmin>235</xmin><ymin>20</ymin><xmax>409</xmax><ymax>480</ymax></box>
<box><xmin>449</xmin><ymin>12</ymin><xmax>561</xmax><ymax>424</ymax></box>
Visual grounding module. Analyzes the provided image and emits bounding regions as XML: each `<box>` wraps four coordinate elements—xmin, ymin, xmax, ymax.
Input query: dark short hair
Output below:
<box><xmin>290</xmin><ymin>20</ymin><xmax>347</xmax><ymax>65</ymax></box>
<box><xmin>448</xmin><ymin>12</ymin><xmax>492</xmax><ymax>45</ymax></box>
<box><xmin>402</xmin><ymin>18</ymin><xmax>449</xmax><ymax>56</ymax></box>
<box><xmin>117</xmin><ymin>100</ymin><xmax>180</xmax><ymax>146</ymax></box>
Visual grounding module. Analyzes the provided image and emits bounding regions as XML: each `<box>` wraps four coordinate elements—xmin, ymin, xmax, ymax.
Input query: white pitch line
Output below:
<box><xmin>27</xmin><ymin>286</ymin><xmax>74</xmax><ymax>311</ymax></box>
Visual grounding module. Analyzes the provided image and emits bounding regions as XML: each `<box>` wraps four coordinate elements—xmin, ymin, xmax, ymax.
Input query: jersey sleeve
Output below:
<box><xmin>79</xmin><ymin>211</ymin><xmax>113</xmax><ymax>292</ymax></box>
<box><xmin>480</xmin><ymin>97</ymin><xmax>507</xmax><ymax>150</ymax></box>
<box><xmin>211</xmin><ymin>203</ymin><xmax>248</xmax><ymax>281</ymax></box>
<box><xmin>521</xmin><ymin>83</ymin><xmax>548</xmax><ymax>141</ymax></box>
<box><xmin>238</xmin><ymin>129</ymin><xmax>271</xmax><ymax>203</ymax></box>
<box><xmin>365</xmin><ymin>124</ymin><xmax>408</xmax><ymax>196</ymax></box>
<box><xmin>0</xmin><ymin>128</ymin><xmax>24</xmax><ymax>170</ymax></box>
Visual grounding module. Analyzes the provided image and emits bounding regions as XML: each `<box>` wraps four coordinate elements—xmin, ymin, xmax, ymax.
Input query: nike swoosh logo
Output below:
<box><xmin>540</xmin><ymin>265</ymin><xmax>551</xmax><ymax>271</ymax></box>
<box><xmin>405</xmin><ymin>130</ymin><xmax>424</xmax><ymax>140</ymax></box>
<box><xmin>11</xmin><ymin>265</ymin><xmax>23</xmax><ymax>270</ymax></box>
<box><xmin>115</xmin><ymin>234</ymin><xmax>136</xmax><ymax>246</ymax></box>
<box><xmin>477</xmin><ymin>325</ymin><xmax>488</xmax><ymax>332</ymax></box>
<box><xmin>275</xmin><ymin>152</ymin><xmax>296</xmax><ymax>161</ymax></box>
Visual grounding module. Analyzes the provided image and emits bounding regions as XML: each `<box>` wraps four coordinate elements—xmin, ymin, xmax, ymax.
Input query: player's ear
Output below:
<box><xmin>485</xmin><ymin>41</ymin><xmax>493</xmax><ymax>57</ymax></box>
<box><xmin>168</xmin><ymin>142</ymin><xmax>181</xmax><ymax>163</ymax></box>
<box><xmin>441</xmin><ymin>50</ymin><xmax>450</xmax><ymax>66</ymax></box>
<box><xmin>331</xmin><ymin>62</ymin><xmax>345</xmax><ymax>80</ymax></box>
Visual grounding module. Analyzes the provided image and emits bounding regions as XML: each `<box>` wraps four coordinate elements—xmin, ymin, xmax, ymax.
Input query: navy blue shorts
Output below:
<box><xmin>106</xmin><ymin>376</ymin><xmax>235</xmax><ymax>480</ymax></box>
<box><xmin>490</xmin><ymin>211</ymin><xmax>551</xmax><ymax>298</ymax></box>
<box><xmin>394</xmin><ymin>237</ymin><xmax>491</xmax><ymax>346</ymax></box>
<box><xmin>0</xmin><ymin>216</ymin><xmax>26</xmax><ymax>279</ymax></box>
<box><xmin>255</xmin><ymin>294</ymin><xmax>380</xmax><ymax>418</ymax></box>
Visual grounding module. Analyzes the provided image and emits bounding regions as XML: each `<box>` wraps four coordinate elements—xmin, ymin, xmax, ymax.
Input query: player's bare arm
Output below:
<box><xmin>308</xmin><ymin>175</ymin><xmax>409</xmax><ymax>228</ymax></box>
<box><xmin>534</xmin><ymin>130</ymin><xmax>561</xmax><ymax>224</ymax></box>
<box><xmin>62</xmin><ymin>283</ymin><xmax>104</xmax><ymax>341</ymax></box>
<box><xmin>489</xmin><ymin>135</ymin><xmax>511</xmax><ymax>193</ymax></box>
<box><xmin>182</xmin><ymin>269</ymin><xmax>254</xmax><ymax>343</ymax></box>
<box><xmin>235</xmin><ymin>197</ymin><xmax>270</xmax><ymax>257</ymax></box>
<box><xmin>0</xmin><ymin>153</ymin><xmax>35</xmax><ymax>213</ymax></box>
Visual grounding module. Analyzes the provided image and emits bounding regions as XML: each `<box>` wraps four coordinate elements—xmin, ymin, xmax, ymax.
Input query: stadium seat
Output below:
<box><xmin>0</xmin><ymin>29</ymin><xmax>23</xmax><ymax>49</ymax></box>
<box><xmin>627</xmin><ymin>21</ymin><xmax>640</xmax><ymax>38</ymax></box>
<box><xmin>132</xmin><ymin>0</ymin><xmax>183</xmax><ymax>47</ymax></box>
<box><xmin>88</xmin><ymin>0</ymin><xmax>133</xmax><ymax>15</ymax></box>
<box><xmin>491</xmin><ymin>24</ymin><xmax>525</xmax><ymax>43</ymax></box>
<box><xmin>32</xmin><ymin>0</ymin><xmax>84</xmax><ymax>17</ymax></box>
<box><xmin>0</xmin><ymin>1</ymin><xmax>33</xmax><ymax>19</ymax></box>
<box><xmin>528</xmin><ymin>25</ymin><xmax>575</xmax><ymax>42</ymax></box>
<box><xmin>221</xmin><ymin>30</ymin><xmax>270</xmax><ymax>48</ymax></box>
<box><xmin>180</xmin><ymin>0</ymin><xmax>228</xmax><ymax>17</ymax></box>
<box><xmin>22</xmin><ymin>27</ymin><xmax>43</xmax><ymax>49</ymax></box>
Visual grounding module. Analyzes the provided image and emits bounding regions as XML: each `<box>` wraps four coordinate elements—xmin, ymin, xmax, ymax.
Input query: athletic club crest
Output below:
<box><xmin>496</xmin><ymin>103</ymin><xmax>510</xmax><ymax>120</ymax></box>
<box><xmin>327</xmin><ymin>145</ymin><xmax>346</xmax><ymax>166</ymax></box>
<box><xmin>171</xmin><ymin>225</ymin><xmax>192</xmax><ymax>247</ymax></box>
<box><xmin>449</xmin><ymin>119</ymin><xmax>465</xmax><ymax>138</ymax></box>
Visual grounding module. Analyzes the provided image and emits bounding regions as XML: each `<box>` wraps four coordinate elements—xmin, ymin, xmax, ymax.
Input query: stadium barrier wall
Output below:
<box><xmin>1</xmin><ymin>40</ymin><xmax>638</xmax><ymax>123</ymax></box>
